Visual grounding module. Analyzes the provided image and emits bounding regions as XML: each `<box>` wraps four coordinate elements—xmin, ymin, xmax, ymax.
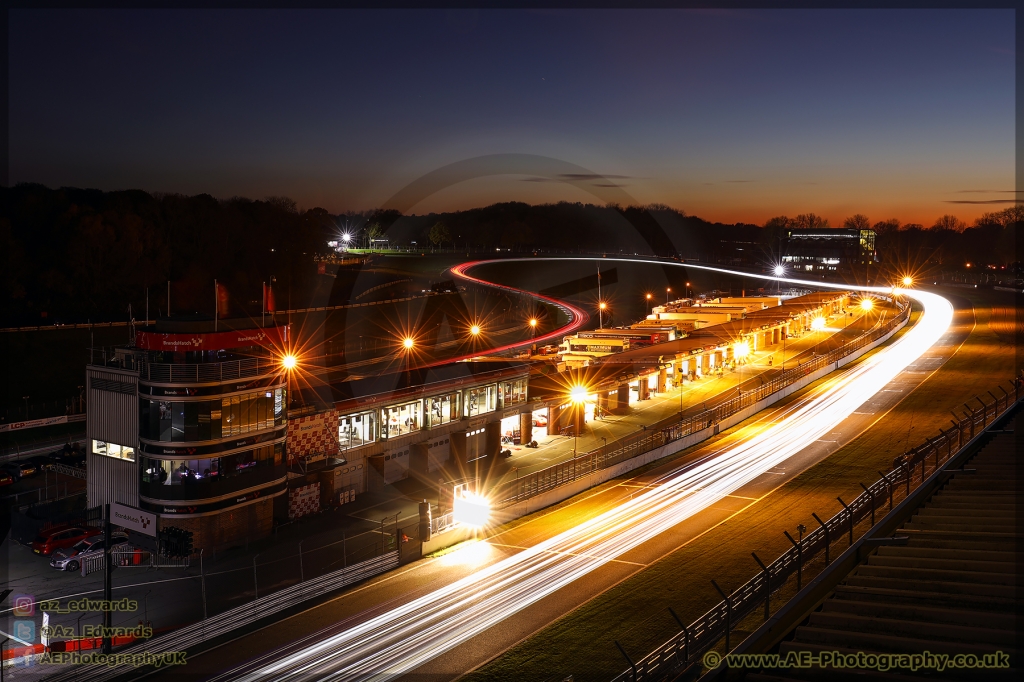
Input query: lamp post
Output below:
<box><xmin>666</xmin><ymin>287</ymin><xmax>672</xmax><ymax>304</ymax></box>
<box><xmin>598</xmin><ymin>301</ymin><xmax>607</xmax><ymax>329</ymax></box>
<box><xmin>646</xmin><ymin>293</ymin><xmax>652</xmax><ymax>316</ymax></box>
<box><xmin>569</xmin><ymin>385</ymin><xmax>587</xmax><ymax>457</ymax></box>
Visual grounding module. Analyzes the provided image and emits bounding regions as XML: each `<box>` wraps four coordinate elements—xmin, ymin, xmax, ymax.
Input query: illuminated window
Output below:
<box><xmin>500</xmin><ymin>379</ymin><xmax>527</xmax><ymax>406</ymax></box>
<box><xmin>339</xmin><ymin>411</ymin><xmax>376</xmax><ymax>448</ymax></box>
<box><xmin>425</xmin><ymin>393</ymin><xmax>460</xmax><ymax>427</ymax></box>
<box><xmin>464</xmin><ymin>384</ymin><xmax>498</xmax><ymax>417</ymax></box>
<box><xmin>381</xmin><ymin>401</ymin><xmax>422</xmax><ymax>439</ymax></box>
<box><xmin>92</xmin><ymin>439</ymin><xmax>136</xmax><ymax>462</ymax></box>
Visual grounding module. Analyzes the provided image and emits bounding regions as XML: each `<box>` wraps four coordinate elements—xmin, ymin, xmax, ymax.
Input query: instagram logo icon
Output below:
<box><xmin>12</xmin><ymin>595</ymin><xmax>35</xmax><ymax>617</ymax></box>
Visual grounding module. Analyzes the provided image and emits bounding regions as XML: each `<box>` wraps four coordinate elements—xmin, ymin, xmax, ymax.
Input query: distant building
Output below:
<box><xmin>783</xmin><ymin>228</ymin><xmax>877</xmax><ymax>274</ymax></box>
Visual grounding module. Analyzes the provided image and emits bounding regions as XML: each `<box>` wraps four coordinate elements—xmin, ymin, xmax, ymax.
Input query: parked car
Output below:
<box><xmin>0</xmin><ymin>471</ymin><xmax>14</xmax><ymax>487</ymax></box>
<box><xmin>31</xmin><ymin>526</ymin><xmax>101</xmax><ymax>556</ymax></box>
<box><xmin>532</xmin><ymin>414</ymin><xmax>548</xmax><ymax>427</ymax></box>
<box><xmin>1</xmin><ymin>461</ymin><xmax>37</xmax><ymax>480</ymax></box>
<box><xmin>50</xmin><ymin>532</ymin><xmax>129</xmax><ymax>572</ymax></box>
<box><xmin>27</xmin><ymin>455</ymin><xmax>53</xmax><ymax>471</ymax></box>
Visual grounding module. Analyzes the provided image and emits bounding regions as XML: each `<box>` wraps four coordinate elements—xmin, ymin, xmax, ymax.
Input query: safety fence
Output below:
<box><xmin>609</xmin><ymin>381</ymin><xmax>1018</xmax><ymax>682</ymax></box>
<box><xmin>41</xmin><ymin>550</ymin><xmax>401</xmax><ymax>682</ymax></box>
<box><xmin>493</xmin><ymin>302</ymin><xmax>910</xmax><ymax>506</ymax></box>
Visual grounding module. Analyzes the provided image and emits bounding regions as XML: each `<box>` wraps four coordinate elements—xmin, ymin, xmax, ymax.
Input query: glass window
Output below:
<box><xmin>425</xmin><ymin>393</ymin><xmax>460</xmax><ymax>427</ymax></box>
<box><xmin>170</xmin><ymin>402</ymin><xmax>184</xmax><ymax>442</ymax></box>
<box><xmin>185</xmin><ymin>402</ymin><xmax>200</xmax><ymax>442</ymax></box>
<box><xmin>258</xmin><ymin>393</ymin><xmax>268</xmax><ymax>430</ymax></box>
<box><xmin>500</xmin><ymin>379</ymin><xmax>527</xmax><ymax>407</ymax></box>
<box><xmin>210</xmin><ymin>402</ymin><xmax>222</xmax><ymax>440</ymax></box>
<box><xmin>464</xmin><ymin>384</ymin><xmax>498</xmax><ymax>417</ymax></box>
<box><xmin>198</xmin><ymin>401</ymin><xmax>211</xmax><ymax>441</ymax></box>
<box><xmin>274</xmin><ymin>388</ymin><xmax>285</xmax><ymax>426</ymax></box>
<box><xmin>339</xmin><ymin>411</ymin><xmax>376</xmax><ymax>449</ymax></box>
<box><xmin>158</xmin><ymin>401</ymin><xmax>172</xmax><ymax>441</ymax></box>
<box><xmin>381</xmin><ymin>401</ymin><xmax>421</xmax><ymax>439</ymax></box>
<box><xmin>92</xmin><ymin>439</ymin><xmax>135</xmax><ymax>462</ymax></box>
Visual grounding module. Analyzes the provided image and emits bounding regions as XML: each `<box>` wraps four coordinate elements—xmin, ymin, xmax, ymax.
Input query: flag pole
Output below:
<box><xmin>214</xmin><ymin>279</ymin><xmax>218</xmax><ymax>331</ymax></box>
<box><xmin>262</xmin><ymin>281</ymin><xmax>266</xmax><ymax>327</ymax></box>
<box><xmin>167</xmin><ymin>280</ymin><xmax>171</xmax><ymax>317</ymax></box>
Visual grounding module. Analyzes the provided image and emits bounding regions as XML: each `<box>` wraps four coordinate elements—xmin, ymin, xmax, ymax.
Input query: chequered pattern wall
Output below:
<box><xmin>286</xmin><ymin>409</ymin><xmax>339</xmax><ymax>465</ymax></box>
<box><xmin>288</xmin><ymin>482</ymin><xmax>320</xmax><ymax>519</ymax></box>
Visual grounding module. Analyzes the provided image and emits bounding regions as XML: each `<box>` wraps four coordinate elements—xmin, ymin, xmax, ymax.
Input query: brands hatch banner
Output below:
<box><xmin>112</xmin><ymin>502</ymin><xmax>157</xmax><ymax>537</ymax></box>
<box><xmin>135</xmin><ymin>326</ymin><xmax>288</xmax><ymax>351</ymax></box>
<box><xmin>0</xmin><ymin>415</ymin><xmax>69</xmax><ymax>432</ymax></box>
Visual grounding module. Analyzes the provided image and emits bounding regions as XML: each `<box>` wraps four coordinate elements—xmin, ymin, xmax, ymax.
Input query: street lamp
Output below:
<box><xmin>569</xmin><ymin>385</ymin><xmax>587</xmax><ymax>457</ymax></box>
<box><xmin>402</xmin><ymin>336</ymin><xmax>415</xmax><ymax>350</ymax></box>
<box><xmin>860</xmin><ymin>297</ymin><xmax>874</xmax><ymax>312</ymax></box>
<box><xmin>598</xmin><ymin>301</ymin><xmax>607</xmax><ymax>329</ymax></box>
<box><xmin>281</xmin><ymin>354</ymin><xmax>297</xmax><ymax>370</ymax></box>
<box><xmin>666</xmin><ymin>287</ymin><xmax>672</xmax><ymax>304</ymax></box>
<box><xmin>645</xmin><ymin>292</ymin><xmax>652</xmax><ymax>315</ymax></box>
<box><xmin>901</xmin><ymin>276</ymin><xmax>913</xmax><ymax>287</ymax></box>
<box><xmin>773</xmin><ymin>265</ymin><xmax>785</xmax><ymax>277</ymax></box>
<box><xmin>470</xmin><ymin>324</ymin><xmax>481</xmax><ymax>336</ymax></box>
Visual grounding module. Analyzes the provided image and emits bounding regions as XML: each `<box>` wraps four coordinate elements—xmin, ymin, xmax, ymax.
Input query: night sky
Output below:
<box><xmin>9</xmin><ymin>9</ymin><xmax>1014</xmax><ymax>226</ymax></box>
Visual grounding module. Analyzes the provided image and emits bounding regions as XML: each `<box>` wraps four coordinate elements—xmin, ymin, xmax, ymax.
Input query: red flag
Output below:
<box><xmin>217</xmin><ymin>283</ymin><xmax>230</xmax><ymax>318</ymax></box>
<box><xmin>264</xmin><ymin>283</ymin><xmax>276</xmax><ymax>312</ymax></box>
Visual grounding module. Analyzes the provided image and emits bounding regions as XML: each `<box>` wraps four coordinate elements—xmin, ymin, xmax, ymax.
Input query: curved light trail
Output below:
<box><xmin>446</xmin><ymin>260</ymin><xmax>590</xmax><ymax>355</ymax></box>
<box><xmin>223</xmin><ymin>262</ymin><xmax>953</xmax><ymax>682</ymax></box>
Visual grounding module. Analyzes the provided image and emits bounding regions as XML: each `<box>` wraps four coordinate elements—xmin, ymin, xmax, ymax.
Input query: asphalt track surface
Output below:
<box><xmin>157</xmin><ymin>263</ymin><xmax>956</xmax><ymax>682</ymax></box>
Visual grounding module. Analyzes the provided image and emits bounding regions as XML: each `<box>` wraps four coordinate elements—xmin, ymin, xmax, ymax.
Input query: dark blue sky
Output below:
<box><xmin>9</xmin><ymin>9</ymin><xmax>1014</xmax><ymax>225</ymax></box>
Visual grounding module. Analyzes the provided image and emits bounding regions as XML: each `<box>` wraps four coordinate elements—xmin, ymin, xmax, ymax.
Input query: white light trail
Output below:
<box><xmin>225</xmin><ymin>263</ymin><xmax>953</xmax><ymax>682</ymax></box>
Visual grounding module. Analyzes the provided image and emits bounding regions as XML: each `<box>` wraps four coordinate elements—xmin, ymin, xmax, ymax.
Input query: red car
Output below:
<box><xmin>0</xmin><ymin>471</ymin><xmax>13</xmax><ymax>487</ymax></box>
<box><xmin>31</xmin><ymin>526</ymin><xmax>101</xmax><ymax>556</ymax></box>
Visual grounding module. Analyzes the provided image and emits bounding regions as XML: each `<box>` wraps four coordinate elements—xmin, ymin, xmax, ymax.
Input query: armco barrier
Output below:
<box><xmin>40</xmin><ymin>550</ymin><xmax>400</xmax><ymax>682</ymax></box>
<box><xmin>608</xmin><ymin>383</ymin><xmax>1018</xmax><ymax>682</ymax></box>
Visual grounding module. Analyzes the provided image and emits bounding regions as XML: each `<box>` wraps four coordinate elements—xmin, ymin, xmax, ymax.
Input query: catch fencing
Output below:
<box><xmin>494</xmin><ymin>302</ymin><xmax>910</xmax><ymax>506</ymax></box>
<box><xmin>609</xmin><ymin>381</ymin><xmax>1018</xmax><ymax>682</ymax></box>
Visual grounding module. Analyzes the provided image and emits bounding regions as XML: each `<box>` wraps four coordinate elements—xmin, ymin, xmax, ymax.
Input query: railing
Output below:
<box><xmin>49</xmin><ymin>463</ymin><xmax>86</xmax><ymax>480</ymax></box>
<box><xmin>609</xmin><ymin>381</ymin><xmax>1018</xmax><ymax>682</ymax></box>
<box><xmin>431</xmin><ymin>510</ymin><xmax>456</xmax><ymax>536</ymax></box>
<box><xmin>139</xmin><ymin>356</ymin><xmax>282</xmax><ymax>384</ymax></box>
<box><xmin>494</xmin><ymin>302</ymin><xmax>911</xmax><ymax>506</ymax></box>
<box><xmin>42</xmin><ymin>551</ymin><xmax>401</xmax><ymax>682</ymax></box>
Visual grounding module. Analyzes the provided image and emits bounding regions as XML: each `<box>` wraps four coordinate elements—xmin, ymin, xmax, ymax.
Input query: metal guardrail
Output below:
<box><xmin>42</xmin><ymin>550</ymin><xmax>401</xmax><ymax>682</ymax></box>
<box><xmin>431</xmin><ymin>510</ymin><xmax>456</xmax><ymax>536</ymax></box>
<box><xmin>139</xmin><ymin>356</ymin><xmax>281</xmax><ymax>384</ymax></box>
<box><xmin>494</xmin><ymin>303</ymin><xmax>911</xmax><ymax>506</ymax></box>
<box><xmin>49</xmin><ymin>463</ymin><xmax>86</xmax><ymax>480</ymax></box>
<box><xmin>609</xmin><ymin>382</ymin><xmax>1017</xmax><ymax>682</ymax></box>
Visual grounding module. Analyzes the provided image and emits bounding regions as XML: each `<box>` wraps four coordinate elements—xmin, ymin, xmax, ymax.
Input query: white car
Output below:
<box><xmin>50</xmin><ymin>532</ymin><xmax>129</xmax><ymax>572</ymax></box>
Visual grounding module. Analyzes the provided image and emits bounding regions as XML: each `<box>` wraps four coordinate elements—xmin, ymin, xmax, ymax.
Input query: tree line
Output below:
<box><xmin>2</xmin><ymin>183</ymin><xmax>1019</xmax><ymax>326</ymax></box>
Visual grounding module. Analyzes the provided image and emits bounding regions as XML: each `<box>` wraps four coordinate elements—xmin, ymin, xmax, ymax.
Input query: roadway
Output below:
<box><xmin>159</xmin><ymin>273</ymin><xmax>952</xmax><ymax>682</ymax></box>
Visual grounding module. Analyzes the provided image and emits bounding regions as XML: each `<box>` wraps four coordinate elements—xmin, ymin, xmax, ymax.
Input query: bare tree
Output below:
<box><xmin>428</xmin><ymin>221</ymin><xmax>451</xmax><ymax>247</ymax></box>
<box><xmin>843</xmin><ymin>214</ymin><xmax>871</xmax><ymax>231</ymax></box>
<box><xmin>872</xmin><ymin>218</ymin><xmax>901</xmax><ymax>235</ymax></box>
<box><xmin>931</xmin><ymin>214</ymin><xmax>967</xmax><ymax>232</ymax></box>
<box><xmin>793</xmin><ymin>213</ymin><xmax>830</xmax><ymax>229</ymax></box>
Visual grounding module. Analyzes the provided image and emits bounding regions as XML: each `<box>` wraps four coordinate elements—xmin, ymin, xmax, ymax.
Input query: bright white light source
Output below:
<box><xmin>453</xmin><ymin>492</ymin><xmax>490</xmax><ymax>528</ymax></box>
<box><xmin>281</xmin><ymin>354</ymin><xmax>297</xmax><ymax>369</ymax></box>
<box><xmin>860</xmin><ymin>298</ymin><xmax>874</xmax><ymax>312</ymax></box>
<box><xmin>569</xmin><ymin>385</ymin><xmax>588</xmax><ymax>403</ymax></box>
<box><xmin>733</xmin><ymin>341</ymin><xmax>750</xmax><ymax>359</ymax></box>
<box><xmin>342</xmin><ymin>233</ymin><xmax>351</xmax><ymax>243</ymax></box>
<box><xmin>470</xmin><ymin>325</ymin><xmax>481</xmax><ymax>335</ymax></box>
<box><xmin>773</xmin><ymin>265</ymin><xmax>785</xmax><ymax>276</ymax></box>
<box><xmin>902</xmin><ymin>276</ymin><xmax>913</xmax><ymax>286</ymax></box>
<box><xmin>403</xmin><ymin>337</ymin><xmax>415</xmax><ymax>349</ymax></box>
<box><xmin>810</xmin><ymin>317</ymin><xmax>827</xmax><ymax>331</ymax></box>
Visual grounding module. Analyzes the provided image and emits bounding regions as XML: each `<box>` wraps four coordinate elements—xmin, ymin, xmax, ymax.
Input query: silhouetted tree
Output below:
<box><xmin>843</xmin><ymin>214</ymin><xmax>871</xmax><ymax>231</ymax></box>
<box><xmin>428</xmin><ymin>221</ymin><xmax>451</xmax><ymax>246</ymax></box>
